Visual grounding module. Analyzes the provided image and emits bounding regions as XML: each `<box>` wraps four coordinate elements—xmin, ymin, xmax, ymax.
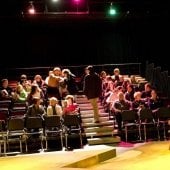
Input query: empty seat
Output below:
<box><xmin>0</xmin><ymin>121</ymin><xmax>6</xmax><ymax>155</ymax></box>
<box><xmin>0</xmin><ymin>100</ymin><xmax>11</xmax><ymax>109</ymax></box>
<box><xmin>156</xmin><ymin>107</ymin><xmax>170</xmax><ymax>140</ymax></box>
<box><xmin>0</xmin><ymin>108</ymin><xmax>9</xmax><ymax>126</ymax></box>
<box><xmin>43</xmin><ymin>115</ymin><xmax>63</xmax><ymax>150</ymax></box>
<box><xmin>6</xmin><ymin>117</ymin><xmax>26</xmax><ymax>153</ymax></box>
<box><xmin>139</xmin><ymin>108</ymin><xmax>158</xmax><ymax>141</ymax></box>
<box><xmin>63</xmin><ymin>114</ymin><xmax>83</xmax><ymax>150</ymax></box>
<box><xmin>25</xmin><ymin>116</ymin><xmax>44</xmax><ymax>152</ymax></box>
<box><xmin>121</xmin><ymin>110</ymin><xmax>141</xmax><ymax>142</ymax></box>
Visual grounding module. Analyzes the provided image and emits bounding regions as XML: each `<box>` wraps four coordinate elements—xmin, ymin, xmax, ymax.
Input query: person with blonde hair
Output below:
<box><xmin>47</xmin><ymin>97</ymin><xmax>63</xmax><ymax>117</ymax></box>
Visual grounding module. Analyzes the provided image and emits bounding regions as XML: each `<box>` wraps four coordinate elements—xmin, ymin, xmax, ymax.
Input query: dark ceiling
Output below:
<box><xmin>0</xmin><ymin>0</ymin><xmax>169</xmax><ymax>19</ymax></box>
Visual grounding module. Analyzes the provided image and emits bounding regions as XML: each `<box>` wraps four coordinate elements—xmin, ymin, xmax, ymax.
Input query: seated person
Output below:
<box><xmin>147</xmin><ymin>89</ymin><xmax>163</xmax><ymax>116</ymax></box>
<box><xmin>112</xmin><ymin>92</ymin><xmax>131</xmax><ymax>132</ymax></box>
<box><xmin>141</xmin><ymin>83</ymin><xmax>152</xmax><ymax>99</ymax></box>
<box><xmin>47</xmin><ymin>97</ymin><xmax>63</xmax><ymax>117</ymax></box>
<box><xmin>26</xmin><ymin>83</ymin><xmax>44</xmax><ymax>106</ymax></box>
<box><xmin>26</xmin><ymin>97</ymin><xmax>46</xmax><ymax>117</ymax></box>
<box><xmin>0</xmin><ymin>78</ymin><xmax>14</xmax><ymax>100</ymax></box>
<box><xmin>62</xmin><ymin>95</ymin><xmax>79</xmax><ymax>115</ymax></box>
<box><xmin>132</xmin><ymin>91</ymin><xmax>147</xmax><ymax>112</ymax></box>
<box><xmin>12</xmin><ymin>84</ymin><xmax>28</xmax><ymax>103</ymax></box>
<box><xmin>25</xmin><ymin>97</ymin><xmax>46</xmax><ymax>135</ymax></box>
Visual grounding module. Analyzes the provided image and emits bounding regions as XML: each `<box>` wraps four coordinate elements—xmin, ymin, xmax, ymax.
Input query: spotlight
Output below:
<box><xmin>28</xmin><ymin>1</ymin><xmax>35</xmax><ymax>14</ymax></box>
<box><xmin>109</xmin><ymin>2</ymin><xmax>117</xmax><ymax>16</ymax></box>
<box><xmin>51</xmin><ymin>0</ymin><xmax>59</xmax><ymax>2</ymax></box>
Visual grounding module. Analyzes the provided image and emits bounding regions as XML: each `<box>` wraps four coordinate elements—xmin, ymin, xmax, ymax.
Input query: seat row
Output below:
<box><xmin>0</xmin><ymin>114</ymin><xmax>83</xmax><ymax>156</ymax></box>
<box><xmin>119</xmin><ymin>107</ymin><xmax>170</xmax><ymax>142</ymax></box>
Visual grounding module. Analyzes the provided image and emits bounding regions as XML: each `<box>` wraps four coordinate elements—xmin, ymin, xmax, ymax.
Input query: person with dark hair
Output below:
<box><xmin>0</xmin><ymin>78</ymin><xmax>13</xmax><ymax>100</ymax></box>
<box><xmin>61</xmin><ymin>68</ymin><xmax>78</xmax><ymax>95</ymax></box>
<box><xmin>141</xmin><ymin>83</ymin><xmax>152</xmax><ymax>99</ymax></box>
<box><xmin>26</xmin><ymin>97</ymin><xmax>46</xmax><ymax>117</ymax></box>
<box><xmin>147</xmin><ymin>89</ymin><xmax>163</xmax><ymax>111</ymax></box>
<box><xmin>112</xmin><ymin>92</ymin><xmax>131</xmax><ymax>132</ymax></box>
<box><xmin>83</xmin><ymin>65</ymin><xmax>102</xmax><ymax>123</ymax></box>
<box><xmin>124</xmin><ymin>84</ymin><xmax>135</xmax><ymax>102</ymax></box>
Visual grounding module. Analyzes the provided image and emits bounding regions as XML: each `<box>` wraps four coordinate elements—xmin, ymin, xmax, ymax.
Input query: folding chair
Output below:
<box><xmin>25</xmin><ymin>116</ymin><xmax>44</xmax><ymax>152</ymax></box>
<box><xmin>0</xmin><ymin>121</ymin><xmax>6</xmax><ymax>156</ymax></box>
<box><xmin>6</xmin><ymin>117</ymin><xmax>26</xmax><ymax>153</ymax></box>
<box><xmin>168</xmin><ymin>120</ymin><xmax>170</xmax><ymax>150</ymax></box>
<box><xmin>43</xmin><ymin>115</ymin><xmax>63</xmax><ymax>150</ymax></box>
<box><xmin>121</xmin><ymin>110</ymin><xmax>141</xmax><ymax>142</ymax></box>
<box><xmin>139</xmin><ymin>108</ymin><xmax>158</xmax><ymax>141</ymax></box>
<box><xmin>156</xmin><ymin>107</ymin><xmax>170</xmax><ymax>140</ymax></box>
<box><xmin>0</xmin><ymin>100</ymin><xmax>11</xmax><ymax>109</ymax></box>
<box><xmin>0</xmin><ymin>108</ymin><xmax>8</xmax><ymax>155</ymax></box>
<box><xmin>0</xmin><ymin>108</ymin><xmax>9</xmax><ymax>123</ymax></box>
<box><xmin>63</xmin><ymin>114</ymin><xmax>83</xmax><ymax>150</ymax></box>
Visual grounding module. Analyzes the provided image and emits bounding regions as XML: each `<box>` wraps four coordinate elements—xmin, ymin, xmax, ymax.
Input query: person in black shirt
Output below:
<box><xmin>83</xmin><ymin>65</ymin><xmax>102</xmax><ymax>123</ymax></box>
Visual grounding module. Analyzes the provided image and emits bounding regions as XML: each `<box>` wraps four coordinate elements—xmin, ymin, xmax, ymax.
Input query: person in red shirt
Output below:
<box><xmin>62</xmin><ymin>95</ymin><xmax>79</xmax><ymax>115</ymax></box>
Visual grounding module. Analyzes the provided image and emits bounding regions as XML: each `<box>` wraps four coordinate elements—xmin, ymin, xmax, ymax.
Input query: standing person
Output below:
<box><xmin>83</xmin><ymin>65</ymin><xmax>102</xmax><ymax>123</ymax></box>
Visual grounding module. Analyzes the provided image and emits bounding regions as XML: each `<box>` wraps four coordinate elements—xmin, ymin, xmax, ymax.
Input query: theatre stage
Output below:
<box><xmin>0</xmin><ymin>141</ymin><xmax>170</xmax><ymax>170</ymax></box>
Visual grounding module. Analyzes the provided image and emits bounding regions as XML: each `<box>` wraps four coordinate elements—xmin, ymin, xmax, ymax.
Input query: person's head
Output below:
<box><xmin>86</xmin><ymin>65</ymin><xmax>95</xmax><ymax>74</ymax></box>
<box><xmin>62</xmin><ymin>69</ymin><xmax>71</xmax><ymax>77</ymax></box>
<box><xmin>49</xmin><ymin>97</ymin><xmax>58</xmax><ymax>106</ymax></box>
<box><xmin>32</xmin><ymin>97</ymin><xmax>41</xmax><ymax>105</ymax></box>
<box><xmin>144</xmin><ymin>83</ymin><xmax>152</xmax><ymax>92</ymax></box>
<box><xmin>65</xmin><ymin>95</ymin><xmax>74</xmax><ymax>105</ymax></box>
<box><xmin>113</xmin><ymin>68</ymin><xmax>120</xmax><ymax>76</ymax></box>
<box><xmin>53</xmin><ymin>67</ymin><xmax>61</xmax><ymax>76</ymax></box>
<box><xmin>20</xmin><ymin>74</ymin><xmax>27</xmax><ymax>81</ymax></box>
<box><xmin>1</xmin><ymin>79</ymin><xmax>8</xmax><ymax>88</ymax></box>
<box><xmin>100</xmin><ymin>71</ymin><xmax>107</xmax><ymax>79</ymax></box>
<box><xmin>134</xmin><ymin>91</ymin><xmax>142</xmax><ymax>101</ymax></box>
<box><xmin>118</xmin><ymin>92</ymin><xmax>125</xmax><ymax>101</ymax></box>
<box><xmin>151</xmin><ymin>89</ymin><xmax>158</xmax><ymax>99</ymax></box>
<box><xmin>34</xmin><ymin>74</ymin><xmax>42</xmax><ymax>82</ymax></box>
<box><xmin>127</xmin><ymin>84</ymin><xmax>134</xmax><ymax>93</ymax></box>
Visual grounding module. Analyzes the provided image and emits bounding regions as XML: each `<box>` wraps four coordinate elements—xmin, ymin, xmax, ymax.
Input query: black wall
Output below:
<box><xmin>0</xmin><ymin>13</ymin><xmax>169</xmax><ymax>72</ymax></box>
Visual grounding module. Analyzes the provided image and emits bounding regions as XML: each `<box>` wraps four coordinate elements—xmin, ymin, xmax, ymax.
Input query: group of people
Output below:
<box><xmin>0</xmin><ymin>66</ymin><xmax>81</xmax><ymax>122</ymax></box>
<box><xmin>99</xmin><ymin>68</ymin><xmax>164</xmax><ymax>132</ymax></box>
<box><xmin>0</xmin><ymin>65</ymin><xmax>166</xmax><ymax>133</ymax></box>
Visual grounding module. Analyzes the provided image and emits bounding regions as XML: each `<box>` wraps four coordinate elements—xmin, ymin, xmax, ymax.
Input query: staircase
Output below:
<box><xmin>75</xmin><ymin>95</ymin><xmax>121</xmax><ymax>145</ymax></box>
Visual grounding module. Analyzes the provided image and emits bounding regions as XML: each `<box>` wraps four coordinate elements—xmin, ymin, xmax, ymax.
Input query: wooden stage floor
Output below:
<box><xmin>0</xmin><ymin>141</ymin><xmax>170</xmax><ymax>170</ymax></box>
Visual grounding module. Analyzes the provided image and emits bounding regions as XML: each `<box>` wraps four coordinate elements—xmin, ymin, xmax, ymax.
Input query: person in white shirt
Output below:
<box><xmin>47</xmin><ymin>97</ymin><xmax>63</xmax><ymax>117</ymax></box>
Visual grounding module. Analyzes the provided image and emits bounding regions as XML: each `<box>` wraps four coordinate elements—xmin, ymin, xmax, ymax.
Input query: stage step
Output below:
<box><xmin>87</xmin><ymin>136</ymin><xmax>121</xmax><ymax>145</ymax></box>
<box><xmin>81</xmin><ymin>112</ymin><xmax>109</xmax><ymax>118</ymax></box>
<box><xmin>75</xmin><ymin>94</ymin><xmax>121</xmax><ymax>146</ymax></box>
<box><xmin>85</xmin><ymin>131</ymin><xmax>117</xmax><ymax>138</ymax></box>
<box><xmin>79</xmin><ymin>105</ymin><xmax>104</xmax><ymax>111</ymax></box>
<box><xmin>84</xmin><ymin>126</ymin><xmax>114</xmax><ymax>133</ymax></box>
<box><xmin>82</xmin><ymin>117</ymin><xmax>109</xmax><ymax>123</ymax></box>
<box><xmin>80</xmin><ymin>109</ymin><xmax>105</xmax><ymax>114</ymax></box>
<box><xmin>82</xmin><ymin>120</ymin><xmax>113</xmax><ymax>128</ymax></box>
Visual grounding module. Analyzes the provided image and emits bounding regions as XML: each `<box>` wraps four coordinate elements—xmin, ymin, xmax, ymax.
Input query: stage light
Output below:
<box><xmin>109</xmin><ymin>2</ymin><xmax>117</xmax><ymax>16</ymax></box>
<box><xmin>73</xmin><ymin>0</ymin><xmax>81</xmax><ymax>3</ymax></box>
<box><xmin>51</xmin><ymin>0</ymin><xmax>59</xmax><ymax>2</ymax></box>
<box><xmin>72</xmin><ymin>0</ymin><xmax>82</xmax><ymax>12</ymax></box>
<box><xmin>28</xmin><ymin>1</ymin><xmax>35</xmax><ymax>14</ymax></box>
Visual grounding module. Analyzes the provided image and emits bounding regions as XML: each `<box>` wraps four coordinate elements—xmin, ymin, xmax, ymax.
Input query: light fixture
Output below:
<box><xmin>109</xmin><ymin>2</ymin><xmax>117</xmax><ymax>16</ymax></box>
<box><xmin>28</xmin><ymin>1</ymin><xmax>35</xmax><ymax>14</ymax></box>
